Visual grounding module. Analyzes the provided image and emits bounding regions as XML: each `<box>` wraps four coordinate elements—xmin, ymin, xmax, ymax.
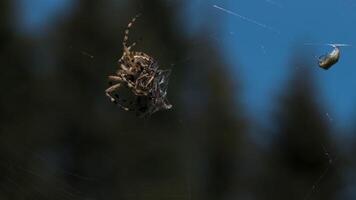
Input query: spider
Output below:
<box><xmin>105</xmin><ymin>15</ymin><xmax>172</xmax><ymax>115</ymax></box>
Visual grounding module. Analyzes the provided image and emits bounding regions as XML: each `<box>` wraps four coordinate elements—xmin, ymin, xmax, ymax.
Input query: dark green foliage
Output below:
<box><xmin>256</xmin><ymin>62</ymin><xmax>341</xmax><ymax>200</ymax></box>
<box><xmin>0</xmin><ymin>1</ymin><xmax>351</xmax><ymax>200</ymax></box>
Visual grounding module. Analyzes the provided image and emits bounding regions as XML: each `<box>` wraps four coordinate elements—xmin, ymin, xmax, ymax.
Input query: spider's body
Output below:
<box><xmin>105</xmin><ymin>15</ymin><xmax>172</xmax><ymax>115</ymax></box>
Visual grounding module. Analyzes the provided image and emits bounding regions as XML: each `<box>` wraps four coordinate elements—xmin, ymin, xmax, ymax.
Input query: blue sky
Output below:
<box><xmin>15</xmin><ymin>0</ymin><xmax>356</xmax><ymax>128</ymax></box>
<box><xmin>14</xmin><ymin>0</ymin><xmax>75</xmax><ymax>35</ymax></box>
<box><xmin>182</xmin><ymin>0</ymin><xmax>356</xmax><ymax>128</ymax></box>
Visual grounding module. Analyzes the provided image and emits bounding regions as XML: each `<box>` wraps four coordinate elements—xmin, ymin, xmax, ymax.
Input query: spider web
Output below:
<box><xmin>303</xmin><ymin>145</ymin><xmax>335</xmax><ymax>200</ymax></box>
<box><xmin>0</xmin><ymin>143</ymin><xmax>90</xmax><ymax>200</ymax></box>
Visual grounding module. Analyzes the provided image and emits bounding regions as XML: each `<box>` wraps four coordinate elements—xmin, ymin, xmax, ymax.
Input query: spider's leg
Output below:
<box><xmin>136</xmin><ymin>73</ymin><xmax>154</xmax><ymax>89</ymax></box>
<box><xmin>135</xmin><ymin>73</ymin><xmax>149</xmax><ymax>83</ymax></box>
<box><xmin>119</xmin><ymin>74</ymin><xmax>136</xmax><ymax>90</ymax></box>
<box><xmin>106</xmin><ymin>84</ymin><xmax>132</xmax><ymax>111</ymax></box>
<box><xmin>118</xmin><ymin>47</ymin><xmax>133</xmax><ymax>66</ymax></box>
<box><xmin>105</xmin><ymin>83</ymin><xmax>121</xmax><ymax>103</ymax></box>
<box><xmin>136</xmin><ymin>52</ymin><xmax>157</xmax><ymax>67</ymax></box>
<box><xmin>122</xmin><ymin>14</ymin><xmax>140</xmax><ymax>49</ymax></box>
<box><xmin>119</xmin><ymin>63</ymin><xmax>130</xmax><ymax>71</ymax></box>
<box><xmin>108</xmin><ymin>75</ymin><xmax>123</xmax><ymax>82</ymax></box>
<box><xmin>123</xmin><ymin>77</ymin><xmax>136</xmax><ymax>89</ymax></box>
<box><xmin>131</xmin><ymin>84</ymin><xmax>148</xmax><ymax>96</ymax></box>
<box><xmin>145</xmin><ymin>75</ymin><xmax>155</xmax><ymax>87</ymax></box>
<box><xmin>163</xmin><ymin>98</ymin><xmax>172</xmax><ymax>109</ymax></box>
<box><xmin>127</xmin><ymin>42</ymin><xmax>136</xmax><ymax>51</ymax></box>
<box><xmin>113</xmin><ymin>94</ymin><xmax>134</xmax><ymax>111</ymax></box>
<box><xmin>128</xmin><ymin>37</ymin><xmax>144</xmax><ymax>51</ymax></box>
<box><xmin>115</xmin><ymin>100</ymin><xmax>132</xmax><ymax>111</ymax></box>
<box><xmin>119</xmin><ymin>14</ymin><xmax>140</xmax><ymax>63</ymax></box>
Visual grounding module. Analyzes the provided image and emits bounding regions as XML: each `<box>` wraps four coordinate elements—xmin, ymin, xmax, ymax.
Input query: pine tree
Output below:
<box><xmin>257</xmin><ymin>54</ymin><xmax>341</xmax><ymax>200</ymax></box>
<box><xmin>0</xmin><ymin>0</ymin><xmax>250</xmax><ymax>199</ymax></box>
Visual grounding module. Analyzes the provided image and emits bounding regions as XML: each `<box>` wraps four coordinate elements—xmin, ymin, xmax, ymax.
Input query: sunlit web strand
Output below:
<box><xmin>303</xmin><ymin>145</ymin><xmax>334</xmax><ymax>200</ymax></box>
<box><xmin>80</xmin><ymin>51</ymin><xmax>94</xmax><ymax>59</ymax></box>
<box><xmin>212</xmin><ymin>4</ymin><xmax>280</xmax><ymax>34</ymax></box>
<box><xmin>303</xmin><ymin>43</ymin><xmax>352</xmax><ymax>47</ymax></box>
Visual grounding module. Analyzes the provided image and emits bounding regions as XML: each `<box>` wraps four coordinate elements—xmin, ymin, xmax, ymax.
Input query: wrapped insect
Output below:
<box><xmin>105</xmin><ymin>15</ymin><xmax>172</xmax><ymax>116</ymax></box>
<box><xmin>304</xmin><ymin>43</ymin><xmax>351</xmax><ymax>70</ymax></box>
<box><xmin>144</xmin><ymin>69</ymin><xmax>172</xmax><ymax>114</ymax></box>
<box><xmin>133</xmin><ymin>69</ymin><xmax>172</xmax><ymax>117</ymax></box>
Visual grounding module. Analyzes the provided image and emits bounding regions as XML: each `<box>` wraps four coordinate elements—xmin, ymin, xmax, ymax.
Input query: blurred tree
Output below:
<box><xmin>255</xmin><ymin>54</ymin><xmax>341</xmax><ymax>200</ymax></box>
<box><xmin>180</xmin><ymin>39</ymin><xmax>248</xmax><ymax>200</ymax></box>
<box><xmin>0</xmin><ymin>0</ymin><xmax>248</xmax><ymax>200</ymax></box>
<box><xmin>0</xmin><ymin>0</ymin><xmax>248</xmax><ymax>199</ymax></box>
<box><xmin>0</xmin><ymin>0</ymin><xmax>65</xmax><ymax>198</ymax></box>
<box><xmin>339</xmin><ymin>125</ymin><xmax>356</xmax><ymax>199</ymax></box>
